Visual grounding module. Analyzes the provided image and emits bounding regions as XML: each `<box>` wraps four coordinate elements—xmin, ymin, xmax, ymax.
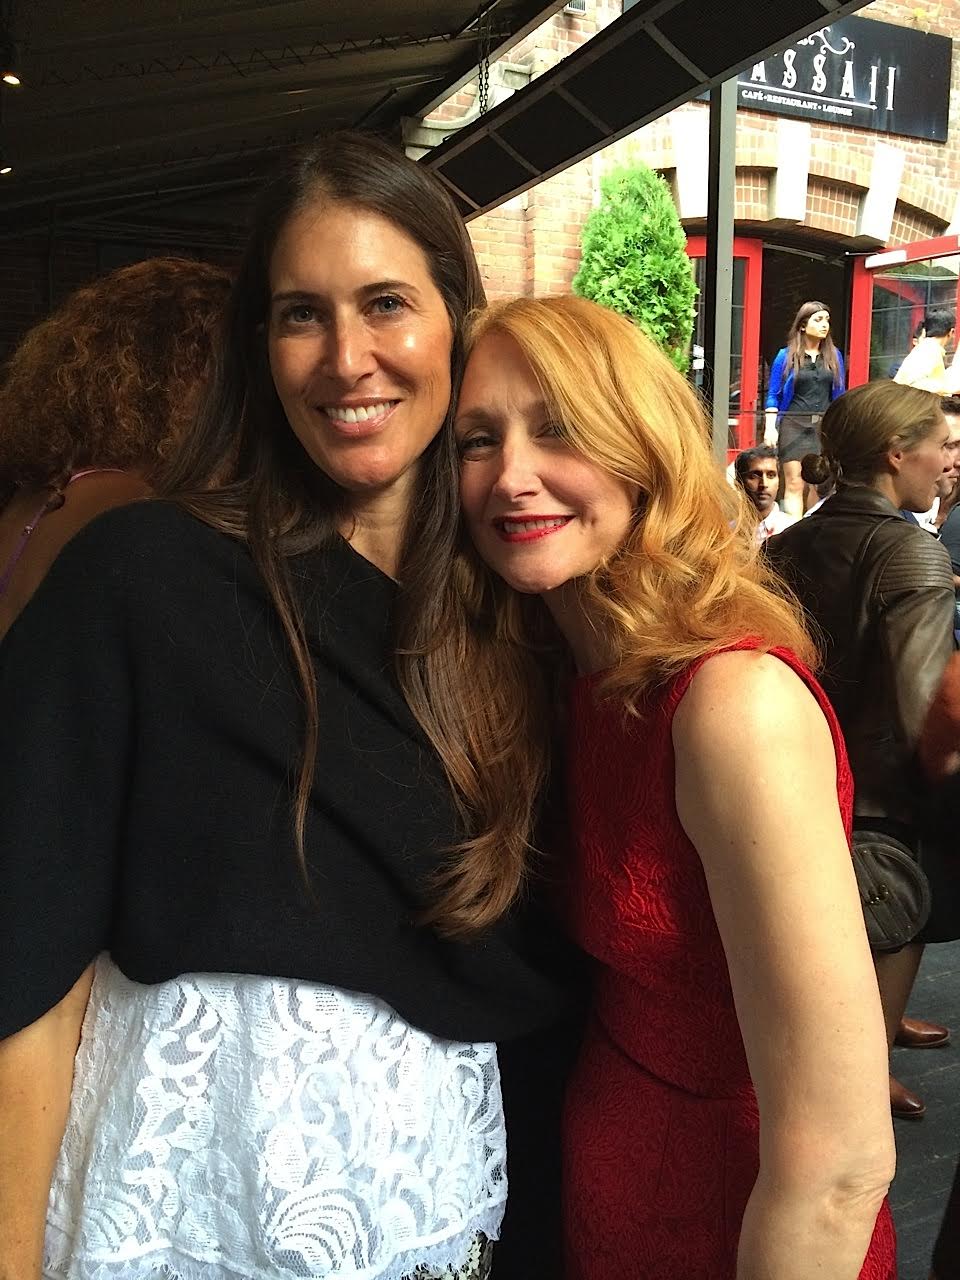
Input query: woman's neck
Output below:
<box><xmin>862</xmin><ymin>473</ymin><xmax>902</xmax><ymax>508</ymax></box>
<box><xmin>340</xmin><ymin>512</ymin><xmax>404</xmax><ymax>580</ymax></box>
<box><xmin>802</xmin><ymin>335</ymin><xmax>822</xmax><ymax>354</ymax></box>
<box><xmin>541</xmin><ymin>580</ymin><xmax>618</xmax><ymax>676</ymax></box>
<box><xmin>338</xmin><ymin>477</ymin><xmax>417</xmax><ymax>581</ymax></box>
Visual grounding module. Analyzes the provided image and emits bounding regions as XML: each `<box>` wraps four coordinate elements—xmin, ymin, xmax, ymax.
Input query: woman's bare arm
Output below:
<box><xmin>0</xmin><ymin>966</ymin><xmax>94</xmax><ymax>1280</ymax></box>
<box><xmin>674</xmin><ymin>651</ymin><xmax>894</xmax><ymax>1280</ymax></box>
<box><xmin>763</xmin><ymin>408</ymin><xmax>779</xmax><ymax>447</ymax></box>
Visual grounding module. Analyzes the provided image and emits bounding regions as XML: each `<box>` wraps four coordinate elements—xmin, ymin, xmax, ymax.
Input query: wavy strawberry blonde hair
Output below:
<box><xmin>402</xmin><ymin>294</ymin><xmax>813</xmax><ymax>936</ymax></box>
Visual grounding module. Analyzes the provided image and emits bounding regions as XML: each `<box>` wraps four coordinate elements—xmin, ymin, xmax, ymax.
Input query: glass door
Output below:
<box><xmin>686</xmin><ymin>237</ymin><xmax>762</xmax><ymax>459</ymax></box>
<box><xmin>849</xmin><ymin>235</ymin><xmax>960</xmax><ymax>386</ymax></box>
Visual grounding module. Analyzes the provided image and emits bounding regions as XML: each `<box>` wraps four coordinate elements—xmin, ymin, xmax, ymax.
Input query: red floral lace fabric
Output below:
<box><xmin>563</xmin><ymin>643</ymin><xmax>896</xmax><ymax>1280</ymax></box>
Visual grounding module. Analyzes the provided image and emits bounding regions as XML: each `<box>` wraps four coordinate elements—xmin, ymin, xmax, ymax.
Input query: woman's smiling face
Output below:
<box><xmin>267</xmin><ymin>201</ymin><xmax>453</xmax><ymax>503</ymax></box>
<box><xmin>456</xmin><ymin>330</ymin><xmax>637</xmax><ymax>596</ymax></box>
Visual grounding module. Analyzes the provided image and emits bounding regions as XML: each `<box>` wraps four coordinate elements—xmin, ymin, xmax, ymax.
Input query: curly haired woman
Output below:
<box><xmin>0</xmin><ymin>256</ymin><xmax>231</xmax><ymax>638</ymax></box>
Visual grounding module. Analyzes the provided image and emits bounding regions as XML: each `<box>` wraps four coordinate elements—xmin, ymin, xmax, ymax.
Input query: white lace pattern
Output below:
<box><xmin>45</xmin><ymin>957</ymin><xmax>506</xmax><ymax>1280</ymax></box>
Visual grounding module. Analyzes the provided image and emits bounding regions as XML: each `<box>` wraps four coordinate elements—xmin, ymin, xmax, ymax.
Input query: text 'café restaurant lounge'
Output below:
<box><xmin>468</xmin><ymin>2</ymin><xmax>960</xmax><ymax>454</ymax></box>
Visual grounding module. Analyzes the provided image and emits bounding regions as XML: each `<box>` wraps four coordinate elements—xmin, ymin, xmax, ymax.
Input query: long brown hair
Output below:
<box><xmin>158</xmin><ymin>132</ymin><xmax>485</xmax><ymax>929</ymax></box>
<box><xmin>406</xmin><ymin>296</ymin><xmax>814</xmax><ymax>937</ymax></box>
<box><xmin>0</xmin><ymin>257</ymin><xmax>231</xmax><ymax>508</ymax></box>
<box><xmin>785</xmin><ymin>299</ymin><xmax>842</xmax><ymax>386</ymax></box>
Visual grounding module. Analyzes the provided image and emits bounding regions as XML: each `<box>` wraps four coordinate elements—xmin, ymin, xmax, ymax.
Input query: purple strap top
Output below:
<box><xmin>0</xmin><ymin>469</ymin><xmax>126</xmax><ymax>599</ymax></box>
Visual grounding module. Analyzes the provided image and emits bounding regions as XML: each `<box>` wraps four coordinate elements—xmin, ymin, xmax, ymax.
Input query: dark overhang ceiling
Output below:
<box><xmin>0</xmin><ymin>0</ymin><xmax>565</xmax><ymax>242</ymax></box>
<box><xmin>0</xmin><ymin>0</ymin><xmax>871</xmax><ymax>244</ymax></box>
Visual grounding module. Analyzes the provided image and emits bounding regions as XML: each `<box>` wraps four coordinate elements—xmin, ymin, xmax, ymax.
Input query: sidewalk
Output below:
<box><xmin>891</xmin><ymin>939</ymin><xmax>960</xmax><ymax>1279</ymax></box>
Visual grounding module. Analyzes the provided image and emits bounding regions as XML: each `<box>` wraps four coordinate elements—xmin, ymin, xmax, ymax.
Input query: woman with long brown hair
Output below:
<box><xmin>765</xmin><ymin>299</ymin><xmax>846</xmax><ymax>517</ymax></box>
<box><xmin>418</xmin><ymin>294</ymin><xmax>895</xmax><ymax>1278</ymax></box>
<box><xmin>0</xmin><ymin>135</ymin><xmax>569</xmax><ymax>1280</ymax></box>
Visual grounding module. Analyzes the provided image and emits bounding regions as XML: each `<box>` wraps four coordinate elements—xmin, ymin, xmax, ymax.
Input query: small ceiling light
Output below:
<box><xmin>1</xmin><ymin>41</ymin><xmax>21</xmax><ymax>86</ymax></box>
<box><xmin>0</xmin><ymin>145</ymin><xmax>12</xmax><ymax>175</ymax></box>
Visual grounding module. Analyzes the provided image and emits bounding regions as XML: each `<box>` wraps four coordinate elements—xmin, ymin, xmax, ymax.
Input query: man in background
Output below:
<box><xmin>734</xmin><ymin>446</ymin><xmax>797</xmax><ymax>542</ymax></box>
<box><xmin>895</xmin><ymin>310</ymin><xmax>956</xmax><ymax>393</ymax></box>
<box><xmin>934</xmin><ymin>396</ymin><xmax>960</xmax><ymax>602</ymax></box>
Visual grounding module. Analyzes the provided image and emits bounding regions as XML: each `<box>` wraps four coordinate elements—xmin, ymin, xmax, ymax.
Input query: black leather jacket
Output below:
<box><xmin>767</xmin><ymin>485</ymin><xmax>955</xmax><ymax>828</ymax></box>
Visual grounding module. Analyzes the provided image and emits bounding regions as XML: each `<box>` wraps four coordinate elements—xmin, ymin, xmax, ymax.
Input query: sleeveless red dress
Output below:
<box><xmin>562</xmin><ymin>643</ymin><xmax>896</xmax><ymax>1280</ymax></box>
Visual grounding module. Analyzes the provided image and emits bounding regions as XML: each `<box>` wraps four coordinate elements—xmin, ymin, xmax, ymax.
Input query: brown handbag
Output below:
<box><xmin>851</xmin><ymin>829</ymin><xmax>931</xmax><ymax>952</ymax></box>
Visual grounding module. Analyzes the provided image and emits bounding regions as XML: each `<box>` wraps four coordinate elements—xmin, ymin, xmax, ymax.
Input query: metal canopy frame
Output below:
<box><xmin>421</xmin><ymin>0</ymin><xmax>871</xmax><ymax>218</ymax></box>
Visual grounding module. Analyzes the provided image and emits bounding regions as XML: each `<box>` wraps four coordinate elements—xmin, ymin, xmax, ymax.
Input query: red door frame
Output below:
<box><xmin>849</xmin><ymin>234</ymin><xmax>960</xmax><ymax>387</ymax></box>
<box><xmin>686</xmin><ymin>236</ymin><xmax>763</xmax><ymax>454</ymax></box>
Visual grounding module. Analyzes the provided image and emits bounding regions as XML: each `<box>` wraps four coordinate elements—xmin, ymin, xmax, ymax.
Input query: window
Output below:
<box><xmin>869</xmin><ymin>258</ymin><xmax>959</xmax><ymax>381</ymax></box>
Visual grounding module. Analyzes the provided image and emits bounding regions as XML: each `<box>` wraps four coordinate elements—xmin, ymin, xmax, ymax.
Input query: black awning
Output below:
<box><xmin>423</xmin><ymin>0</ymin><xmax>872</xmax><ymax>218</ymax></box>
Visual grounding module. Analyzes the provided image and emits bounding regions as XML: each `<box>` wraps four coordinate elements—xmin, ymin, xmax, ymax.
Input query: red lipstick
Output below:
<box><xmin>493</xmin><ymin>514</ymin><xmax>574</xmax><ymax>543</ymax></box>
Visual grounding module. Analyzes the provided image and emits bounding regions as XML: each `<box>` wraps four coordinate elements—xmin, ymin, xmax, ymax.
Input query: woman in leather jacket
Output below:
<box><xmin>767</xmin><ymin>380</ymin><xmax>956</xmax><ymax>1121</ymax></box>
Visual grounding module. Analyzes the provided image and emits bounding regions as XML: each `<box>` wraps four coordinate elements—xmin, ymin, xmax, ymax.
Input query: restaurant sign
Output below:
<box><xmin>737</xmin><ymin>16</ymin><xmax>952</xmax><ymax>143</ymax></box>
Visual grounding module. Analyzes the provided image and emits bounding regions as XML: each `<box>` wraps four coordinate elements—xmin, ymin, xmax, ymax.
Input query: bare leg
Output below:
<box><xmin>877</xmin><ymin>942</ymin><xmax>926</xmax><ymax>1116</ymax></box>
<box><xmin>781</xmin><ymin>460</ymin><xmax>805</xmax><ymax>519</ymax></box>
<box><xmin>875</xmin><ymin>942</ymin><xmax>924</xmax><ymax>1047</ymax></box>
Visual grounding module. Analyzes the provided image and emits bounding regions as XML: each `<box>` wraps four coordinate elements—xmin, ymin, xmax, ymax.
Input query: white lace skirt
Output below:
<box><xmin>45</xmin><ymin>956</ymin><xmax>506</xmax><ymax>1280</ymax></box>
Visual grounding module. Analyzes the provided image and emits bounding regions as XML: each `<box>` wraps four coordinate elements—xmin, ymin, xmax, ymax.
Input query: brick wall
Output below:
<box><xmin>467</xmin><ymin>198</ymin><xmax>529</xmax><ymax>300</ymax></box>
<box><xmin>736</xmin><ymin>170</ymin><xmax>770</xmax><ymax>223</ymax></box>
<box><xmin>806</xmin><ymin>177</ymin><xmax>862</xmax><ymax>238</ymax></box>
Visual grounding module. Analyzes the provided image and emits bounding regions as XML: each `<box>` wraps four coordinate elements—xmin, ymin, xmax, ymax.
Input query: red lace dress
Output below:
<box><xmin>562</xmin><ymin>643</ymin><xmax>897</xmax><ymax>1280</ymax></box>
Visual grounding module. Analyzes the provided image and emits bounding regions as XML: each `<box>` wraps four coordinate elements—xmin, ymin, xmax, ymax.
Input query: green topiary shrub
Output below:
<box><xmin>572</xmin><ymin>163</ymin><xmax>697</xmax><ymax>373</ymax></box>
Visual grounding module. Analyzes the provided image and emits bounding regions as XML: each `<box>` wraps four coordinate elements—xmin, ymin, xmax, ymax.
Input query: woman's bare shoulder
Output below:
<box><xmin>674</xmin><ymin>649</ymin><xmax>827</xmax><ymax>763</ymax></box>
<box><xmin>678</xmin><ymin>649</ymin><xmax>812</xmax><ymax>714</ymax></box>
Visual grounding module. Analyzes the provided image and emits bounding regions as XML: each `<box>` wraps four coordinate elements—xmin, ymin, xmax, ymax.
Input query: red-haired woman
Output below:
<box><xmin>415</xmin><ymin>294</ymin><xmax>895</xmax><ymax>1278</ymax></box>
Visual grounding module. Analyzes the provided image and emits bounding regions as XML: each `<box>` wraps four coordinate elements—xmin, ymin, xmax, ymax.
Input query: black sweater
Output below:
<box><xmin>0</xmin><ymin>501</ymin><xmax>571</xmax><ymax>1043</ymax></box>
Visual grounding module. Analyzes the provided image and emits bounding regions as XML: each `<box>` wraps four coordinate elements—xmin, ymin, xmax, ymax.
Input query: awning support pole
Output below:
<box><xmin>702</xmin><ymin>76</ymin><xmax>738</xmax><ymax>464</ymax></box>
